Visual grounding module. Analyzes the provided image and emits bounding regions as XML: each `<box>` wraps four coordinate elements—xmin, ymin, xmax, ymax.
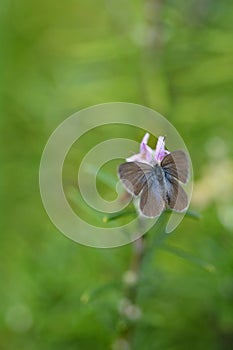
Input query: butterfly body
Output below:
<box><xmin>118</xmin><ymin>150</ymin><xmax>189</xmax><ymax>218</ymax></box>
<box><xmin>151</xmin><ymin>162</ymin><xmax>167</xmax><ymax>201</ymax></box>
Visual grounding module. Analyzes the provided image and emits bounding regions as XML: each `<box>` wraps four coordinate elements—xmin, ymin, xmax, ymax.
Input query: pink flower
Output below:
<box><xmin>126</xmin><ymin>133</ymin><xmax>153</xmax><ymax>163</ymax></box>
<box><xmin>126</xmin><ymin>134</ymin><xmax>169</xmax><ymax>164</ymax></box>
<box><xmin>154</xmin><ymin>136</ymin><xmax>170</xmax><ymax>162</ymax></box>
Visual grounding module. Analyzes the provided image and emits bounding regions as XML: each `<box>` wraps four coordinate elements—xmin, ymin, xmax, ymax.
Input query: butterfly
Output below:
<box><xmin>118</xmin><ymin>150</ymin><xmax>189</xmax><ymax>218</ymax></box>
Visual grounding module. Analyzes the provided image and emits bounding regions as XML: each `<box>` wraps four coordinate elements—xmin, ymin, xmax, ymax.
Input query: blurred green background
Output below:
<box><xmin>1</xmin><ymin>0</ymin><xmax>233</xmax><ymax>349</ymax></box>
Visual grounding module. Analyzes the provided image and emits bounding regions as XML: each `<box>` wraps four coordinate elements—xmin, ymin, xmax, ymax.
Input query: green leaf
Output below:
<box><xmin>185</xmin><ymin>209</ymin><xmax>202</xmax><ymax>220</ymax></box>
<box><xmin>102</xmin><ymin>207</ymin><xmax>136</xmax><ymax>223</ymax></box>
<box><xmin>161</xmin><ymin>244</ymin><xmax>216</xmax><ymax>272</ymax></box>
<box><xmin>164</xmin><ymin>208</ymin><xmax>201</xmax><ymax>220</ymax></box>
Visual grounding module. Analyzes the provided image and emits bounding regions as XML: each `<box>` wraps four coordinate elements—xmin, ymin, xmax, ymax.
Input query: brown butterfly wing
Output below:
<box><xmin>118</xmin><ymin>162</ymin><xmax>153</xmax><ymax>196</ymax></box>
<box><xmin>139</xmin><ymin>175</ymin><xmax>165</xmax><ymax>217</ymax></box>
<box><xmin>165</xmin><ymin>175</ymin><xmax>188</xmax><ymax>211</ymax></box>
<box><xmin>161</xmin><ymin>150</ymin><xmax>189</xmax><ymax>184</ymax></box>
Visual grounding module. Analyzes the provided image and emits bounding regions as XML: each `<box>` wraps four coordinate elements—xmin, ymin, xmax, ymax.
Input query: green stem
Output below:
<box><xmin>113</xmin><ymin>213</ymin><xmax>168</xmax><ymax>349</ymax></box>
